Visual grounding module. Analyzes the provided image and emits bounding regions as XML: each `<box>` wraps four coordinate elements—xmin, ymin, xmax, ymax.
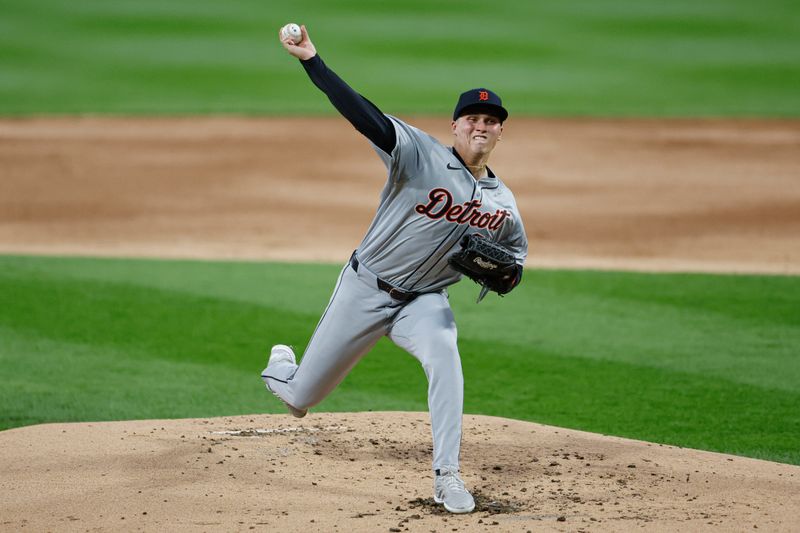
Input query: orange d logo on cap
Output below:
<box><xmin>478</xmin><ymin>91</ymin><xmax>489</xmax><ymax>101</ymax></box>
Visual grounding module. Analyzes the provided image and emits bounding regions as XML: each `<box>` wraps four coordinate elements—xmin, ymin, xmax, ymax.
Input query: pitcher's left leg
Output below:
<box><xmin>388</xmin><ymin>292</ymin><xmax>463</xmax><ymax>472</ymax></box>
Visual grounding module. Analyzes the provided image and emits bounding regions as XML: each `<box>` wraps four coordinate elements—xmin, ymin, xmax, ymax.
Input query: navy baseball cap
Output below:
<box><xmin>452</xmin><ymin>88</ymin><xmax>508</xmax><ymax>122</ymax></box>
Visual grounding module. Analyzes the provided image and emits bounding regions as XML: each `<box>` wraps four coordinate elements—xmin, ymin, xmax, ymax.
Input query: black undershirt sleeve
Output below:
<box><xmin>301</xmin><ymin>54</ymin><xmax>396</xmax><ymax>155</ymax></box>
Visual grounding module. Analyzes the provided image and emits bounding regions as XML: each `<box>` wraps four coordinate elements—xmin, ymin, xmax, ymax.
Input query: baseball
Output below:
<box><xmin>280</xmin><ymin>23</ymin><xmax>302</xmax><ymax>45</ymax></box>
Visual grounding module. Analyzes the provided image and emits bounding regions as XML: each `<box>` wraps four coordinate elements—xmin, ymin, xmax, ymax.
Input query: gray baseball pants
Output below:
<box><xmin>262</xmin><ymin>256</ymin><xmax>464</xmax><ymax>472</ymax></box>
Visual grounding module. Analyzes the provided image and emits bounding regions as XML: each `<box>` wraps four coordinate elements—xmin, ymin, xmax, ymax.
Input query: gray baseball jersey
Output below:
<box><xmin>359</xmin><ymin>116</ymin><xmax>527</xmax><ymax>291</ymax></box>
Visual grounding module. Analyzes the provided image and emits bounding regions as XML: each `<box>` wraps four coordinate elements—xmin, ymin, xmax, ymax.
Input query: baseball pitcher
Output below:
<box><xmin>262</xmin><ymin>24</ymin><xmax>528</xmax><ymax>514</ymax></box>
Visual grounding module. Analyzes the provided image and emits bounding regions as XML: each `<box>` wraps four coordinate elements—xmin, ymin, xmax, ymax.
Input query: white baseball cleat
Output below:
<box><xmin>261</xmin><ymin>344</ymin><xmax>307</xmax><ymax>418</ymax></box>
<box><xmin>433</xmin><ymin>468</ymin><xmax>475</xmax><ymax>513</ymax></box>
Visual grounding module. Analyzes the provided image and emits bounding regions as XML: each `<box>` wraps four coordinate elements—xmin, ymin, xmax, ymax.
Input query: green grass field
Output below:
<box><xmin>1</xmin><ymin>0</ymin><xmax>798</xmax><ymax>472</ymax></box>
<box><xmin>1</xmin><ymin>0</ymin><xmax>799</xmax><ymax>116</ymax></box>
<box><xmin>1</xmin><ymin>255</ymin><xmax>798</xmax><ymax>465</ymax></box>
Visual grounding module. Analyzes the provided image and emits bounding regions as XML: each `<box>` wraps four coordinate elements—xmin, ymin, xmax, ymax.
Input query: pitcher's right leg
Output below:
<box><xmin>261</xmin><ymin>262</ymin><xmax>389</xmax><ymax>412</ymax></box>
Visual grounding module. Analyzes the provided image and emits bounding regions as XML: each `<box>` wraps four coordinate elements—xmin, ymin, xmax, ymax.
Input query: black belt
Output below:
<box><xmin>350</xmin><ymin>253</ymin><xmax>419</xmax><ymax>302</ymax></box>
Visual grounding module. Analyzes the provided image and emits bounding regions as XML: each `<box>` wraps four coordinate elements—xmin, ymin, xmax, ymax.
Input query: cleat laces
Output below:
<box><xmin>439</xmin><ymin>471</ymin><xmax>469</xmax><ymax>495</ymax></box>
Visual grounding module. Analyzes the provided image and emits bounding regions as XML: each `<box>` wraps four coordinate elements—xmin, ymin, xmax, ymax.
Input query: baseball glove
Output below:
<box><xmin>448</xmin><ymin>234</ymin><xmax>520</xmax><ymax>300</ymax></box>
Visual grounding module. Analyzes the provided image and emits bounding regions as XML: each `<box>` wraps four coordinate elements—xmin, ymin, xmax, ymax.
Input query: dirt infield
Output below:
<box><xmin>1</xmin><ymin>413</ymin><xmax>798</xmax><ymax>532</ymax></box>
<box><xmin>1</xmin><ymin>117</ymin><xmax>799</xmax><ymax>531</ymax></box>
<box><xmin>1</xmin><ymin>117</ymin><xmax>799</xmax><ymax>272</ymax></box>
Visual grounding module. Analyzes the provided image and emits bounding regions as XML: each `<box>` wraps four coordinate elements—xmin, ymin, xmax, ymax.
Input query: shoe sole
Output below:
<box><xmin>434</xmin><ymin>495</ymin><xmax>475</xmax><ymax>514</ymax></box>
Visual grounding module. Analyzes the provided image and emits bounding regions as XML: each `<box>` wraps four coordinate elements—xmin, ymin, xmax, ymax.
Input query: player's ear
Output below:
<box><xmin>451</xmin><ymin>120</ymin><xmax>457</xmax><ymax>134</ymax></box>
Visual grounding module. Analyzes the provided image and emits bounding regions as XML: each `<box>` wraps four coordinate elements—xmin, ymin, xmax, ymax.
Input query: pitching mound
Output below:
<box><xmin>1</xmin><ymin>412</ymin><xmax>797</xmax><ymax>532</ymax></box>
